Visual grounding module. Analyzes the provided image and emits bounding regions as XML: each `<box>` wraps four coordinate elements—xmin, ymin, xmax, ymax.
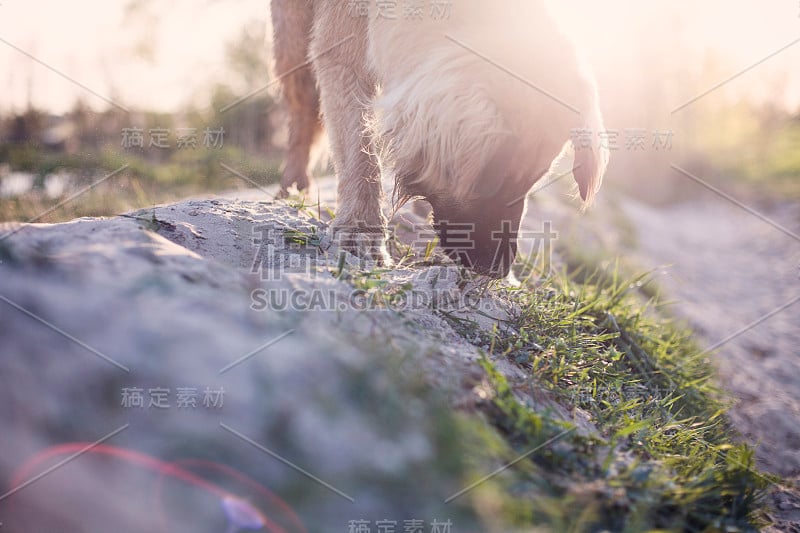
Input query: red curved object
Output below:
<box><xmin>6</xmin><ymin>443</ymin><xmax>307</xmax><ymax>533</ymax></box>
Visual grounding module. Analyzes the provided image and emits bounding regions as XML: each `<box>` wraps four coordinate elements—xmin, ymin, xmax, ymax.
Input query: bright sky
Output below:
<box><xmin>0</xmin><ymin>0</ymin><xmax>798</xmax><ymax>114</ymax></box>
<box><xmin>0</xmin><ymin>0</ymin><xmax>266</xmax><ymax>113</ymax></box>
<box><xmin>550</xmin><ymin>1</ymin><xmax>800</xmax><ymax>112</ymax></box>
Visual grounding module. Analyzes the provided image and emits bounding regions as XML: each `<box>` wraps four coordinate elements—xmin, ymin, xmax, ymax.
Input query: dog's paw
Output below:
<box><xmin>322</xmin><ymin>220</ymin><xmax>391</xmax><ymax>267</ymax></box>
<box><xmin>278</xmin><ymin>171</ymin><xmax>312</xmax><ymax>200</ymax></box>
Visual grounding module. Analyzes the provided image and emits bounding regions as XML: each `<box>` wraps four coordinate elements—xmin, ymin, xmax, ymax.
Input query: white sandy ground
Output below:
<box><xmin>0</xmin><ymin>176</ymin><xmax>797</xmax><ymax>530</ymax></box>
<box><xmin>0</xmin><ymin>187</ymin><xmax>594</xmax><ymax>531</ymax></box>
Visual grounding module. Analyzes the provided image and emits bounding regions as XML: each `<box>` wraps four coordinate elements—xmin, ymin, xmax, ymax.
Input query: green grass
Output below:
<box><xmin>322</xmin><ymin>217</ymin><xmax>767</xmax><ymax>529</ymax></box>
<box><xmin>682</xmin><ymin>104</ymin><xmax>800</xmax><ymax>200</ymax></box>
<box><xmin>453</xmin><ymin>269</ymin><xmax>771</xmax><ymax>531</ymax></box>
<box><xmin>323</xmin><ymin>234</ymin><xmax>772</xmax><ymax>531</ymax></box>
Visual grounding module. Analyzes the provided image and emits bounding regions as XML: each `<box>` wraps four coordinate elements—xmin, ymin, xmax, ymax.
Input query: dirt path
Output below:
<box><xmin>618</xmin><ymin>197</ymin><xmax>800</xmax><ymax>479</ymax></box>
<box><xmin>624</xmin><ymin>197</ymin><xmax>800</xmax><ymax>530</ymax></box>
<box><xmin>524</xmin><ymin>187</ymin><xmax>799</xmax><ymax>479</ymax></box>
<box><xmin>525</xmin><ymin>189</ymin><xmax>800</xmax><ymax>529</ymax></box>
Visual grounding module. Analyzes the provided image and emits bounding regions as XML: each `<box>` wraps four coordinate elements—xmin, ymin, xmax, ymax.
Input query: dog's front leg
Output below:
<box><xmin>311</xmin><ymin>6</ymin><xmax>388</xmax><ymax>264</ymax></box>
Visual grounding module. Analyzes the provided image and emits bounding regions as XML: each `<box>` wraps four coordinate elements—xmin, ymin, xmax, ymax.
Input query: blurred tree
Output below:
<box><xmin>119</xmin><ymin>2</ymin><xmax>276</xmax><ymax>155</ymax></box>
<box><xmin>226</xmin><ymin>20</ymin><xmax>272</xmax><ymax>94</ymax></box>
<box><xmin>9</xmin><ymin>108</ymin><xmax>44</xmax><ymax>146</ymax></box>
<box><xmin>206</xmin><ymin>20</ymin><xmax>276</xmax><ymax>155</ymax></box>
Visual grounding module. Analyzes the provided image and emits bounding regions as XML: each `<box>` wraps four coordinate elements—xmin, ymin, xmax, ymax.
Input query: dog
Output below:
<box><xmin>270</xmin><ymin>0</ymin><xmax>608</xmax><ymax>278</ymax></box>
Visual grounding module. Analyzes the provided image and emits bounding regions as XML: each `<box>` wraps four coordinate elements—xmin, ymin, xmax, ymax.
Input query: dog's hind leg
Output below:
<box><xmin>271</xmin><ymin>0</ymin><xmax>323</xmax><ymax>198</ymax></box>
<box><xmin>311</xmin><ymin>5</ymin><xmax>388</xmax><ymax>262</ymax></box>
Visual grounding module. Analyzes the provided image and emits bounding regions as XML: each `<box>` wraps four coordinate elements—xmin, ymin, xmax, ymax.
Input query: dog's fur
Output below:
<box><xmin>271</xmin><ymin>0</ymin><xmax>608</xmax><ymax>277</ymax></box>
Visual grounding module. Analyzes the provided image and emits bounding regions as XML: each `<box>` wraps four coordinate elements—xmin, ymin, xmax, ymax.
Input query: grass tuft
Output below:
<box><xmin>466</xmin><ymin>268</ymin><xmax>770</xmax><ymax>531</ymax></box>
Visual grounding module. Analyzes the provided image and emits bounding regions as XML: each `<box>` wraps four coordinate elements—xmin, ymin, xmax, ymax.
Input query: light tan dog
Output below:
<box><xmin>271</xmin><ymin>0</ymin><xmax>607</xmax><ymax>277</ymax></box>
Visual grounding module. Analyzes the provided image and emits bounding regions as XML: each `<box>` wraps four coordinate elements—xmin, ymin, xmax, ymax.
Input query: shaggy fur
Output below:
<box><xmin>270</xmin><ymin>0</ymin><xmax>608</xmax><ymax>277</ymax></box>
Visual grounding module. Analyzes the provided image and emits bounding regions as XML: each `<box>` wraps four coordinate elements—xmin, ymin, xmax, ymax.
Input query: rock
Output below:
<box><xmin>0</xmin><ymin>197</ymin><xmax>533</xmax><ymax>532</ymax></box>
